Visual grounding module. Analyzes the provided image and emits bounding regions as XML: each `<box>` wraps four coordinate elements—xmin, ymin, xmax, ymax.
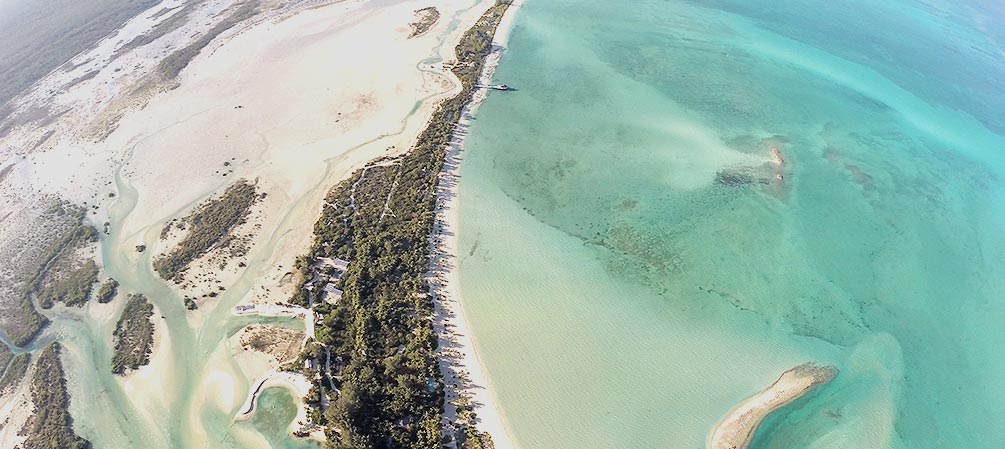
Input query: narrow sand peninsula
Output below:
<box><xmin>707</xmin><ymin>363</ymin><xmax>838</xmax><ymax>449</ymax></box>
<box><xmin>429</xmin><ymin>1</ymin><xmax>524</xmax><ymax>448</ymax></box>
<box><xmin>235</xmin><ymin>370</ymin><xmax>312</xmax><ymax>420</ymax></box>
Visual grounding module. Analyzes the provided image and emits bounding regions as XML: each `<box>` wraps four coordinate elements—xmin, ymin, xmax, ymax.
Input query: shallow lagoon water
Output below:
<box><xmin>457</xmin><ymin>1</ymin><xmax>1005</xmax><ymax>448</ymax></box>
<box><xmin>239</xmin><ymin>387</ymin><xmax>317</xmax><ymax>449</ymax></box>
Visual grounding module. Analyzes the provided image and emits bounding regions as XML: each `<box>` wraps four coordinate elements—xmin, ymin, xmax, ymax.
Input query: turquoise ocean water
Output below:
<box><xmin>457</xmin><ymin>1</ymin><xmax>1005</xmax><ymax>448</ymax></box>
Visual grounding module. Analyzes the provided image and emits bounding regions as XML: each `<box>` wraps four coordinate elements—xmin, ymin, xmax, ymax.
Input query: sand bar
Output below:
<box><xmin>707</xmin><ymin>362</ymin><xmax>838</xmax><ymax>449</ymax></box>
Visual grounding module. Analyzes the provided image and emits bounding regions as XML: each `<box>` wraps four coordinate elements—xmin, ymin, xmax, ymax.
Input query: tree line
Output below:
<box><xmin>293</xmin><ymin>2</ymin><xmax>514</xmax><ymax>448</ymax></box>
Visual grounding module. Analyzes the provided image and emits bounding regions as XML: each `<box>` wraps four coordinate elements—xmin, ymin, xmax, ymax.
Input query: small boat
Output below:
<box><xmin>475</xmin><ymin>83</ymin><xmax>513</xmax><ymax>91</ymax></box>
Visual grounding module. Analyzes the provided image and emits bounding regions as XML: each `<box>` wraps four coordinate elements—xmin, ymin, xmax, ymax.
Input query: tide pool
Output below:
<box><xmin>457</xmin><ymin>1</ymin><xmax>1005</xmax><ymax>448</ymax></box>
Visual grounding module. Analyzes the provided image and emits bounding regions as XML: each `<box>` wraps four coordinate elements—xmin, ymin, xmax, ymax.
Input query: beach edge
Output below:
<box><xmin>429</xmin><ymin>1</ymin><xmax>526</xmax><ymax>448</ymax></box>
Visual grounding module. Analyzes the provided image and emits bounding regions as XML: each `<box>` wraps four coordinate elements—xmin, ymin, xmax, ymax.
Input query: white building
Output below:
<box><xmin>318</xmin><ymin>257</ymin><xmax>350</xmax><ymax>272</ymax></box>
<box><xmin>322</xmin><ymin>283</ymin><xmax>343</xmax><ymax>304</ymax></box>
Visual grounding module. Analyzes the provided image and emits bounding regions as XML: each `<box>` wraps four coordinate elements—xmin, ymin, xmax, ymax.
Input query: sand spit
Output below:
<box><xmin>235</xmin><ymin>369</ymin><xmax>312</xmax><ymax>420</ymax></box>
<box><xmin>429</xmin><ymin>1</ymin><xmax>524</xmax><ymax>448</ymax></box>
<box><xmin>233</xmin><ymin>369</ymin><xmax>324</xmax><ymax>441</ymax></box>
<box><xmin>228</xmin><ymin>320</ymin><xmax>320</xmax><ymax>442</ymax></box>
<box><xmin>707</xmin><ymin>363</ymin><xmax>838</xmax><ymax>449</ymax></box>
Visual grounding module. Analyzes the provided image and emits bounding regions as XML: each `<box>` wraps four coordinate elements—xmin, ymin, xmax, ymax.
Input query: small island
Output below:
<box><xmin>708</xmin><ymin>362</ymin><xmax>838</xmax><ymax>449</ymax></box>
<box><xmin>153</xmin><ymin>179</ymin><xmax>261</xmax><ymax>282</ymax></box>
<box><xmin>110</xmin><ymin>294</ymin><xmax>156</xmax><ymax>374</ymax></box>
<box><xmin>22</xmin><ymin>343</ymin><xmax>92</xmax><ymax>449</ymax></box>
<box><xmin>408</xmin><ymin>7</ymin><xmax>440</xmax><ymax>38</ymax></box>
<box><xmin>95</xmin><ymin>278</ymin><xmax>119</xmax><ymax>303</ymax></box>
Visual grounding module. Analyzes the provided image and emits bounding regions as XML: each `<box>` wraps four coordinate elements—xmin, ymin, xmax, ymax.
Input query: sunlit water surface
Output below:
<box><xmin>457</xmin><ymin>1</ymin><xmax>1005</xmax><ymax>448</ymax></box>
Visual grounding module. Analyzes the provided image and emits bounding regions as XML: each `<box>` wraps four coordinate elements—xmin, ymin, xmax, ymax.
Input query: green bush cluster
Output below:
<box><xmin>408</xmin><ymin>7</ymin><xmax>441</xmax><ymax>38</ymax></box>
<box><xmin>0</xmin><ymin>352</ymin><xmax>30</xmax><ymax>392</ymax></box>
<box><xmin>0</xmin><ymin>344</ymin><xmax>12</xmax><ymax>373</ymax></box>
<box><xmin>110</xmin><ymin>294</ymin><xmax>156</xmax><ymax>374</ymax></box>
<box><xmin>96</xmin><ymin>278</ymin><xmax>119</xmax><ymax>303</ymax></box>
<box><xmin>153</xmin><ymin>179</ymin><xmax>259</xmax><ymax>281</ymax></box>
<box><xmin>37</xmin><ymin>259</ymin><xmax>99</xmax><ymax>309</ymax></box>
<box><xmin>12</xmin><ymin>207</ymin><xmax>97</xmax><ymax>346</ymax></box>
<box><xmin>156</xmin><ymin>1</ymin><xmax>259</xmax><ymax>81</ymax></box>
<box><xmin>21</xmin><ymin>343</ymin><xmax>91</xmax><ymax>449</ymax></box>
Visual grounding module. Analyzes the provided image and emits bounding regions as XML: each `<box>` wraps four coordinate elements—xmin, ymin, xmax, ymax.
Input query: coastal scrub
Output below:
<box><xmin>153</xmin><ymin>179</ymin><xmax>260</xmax><ymax>282</ymax></box>
<box><xmin>111</xmin><ymin>294</ymin><xmax>156</xmax><ymax>374</ymax></box>
<box><xmin>293</xmin><ymin>2</ymin><xmax>514</xmax><ymax>448</ymax></box>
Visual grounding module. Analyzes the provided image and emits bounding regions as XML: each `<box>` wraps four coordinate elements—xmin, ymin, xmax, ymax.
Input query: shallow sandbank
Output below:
<box><xmin>707</xmin><ymin>362</ymin><xmax>838</xmax><ymax>449</ymax></box>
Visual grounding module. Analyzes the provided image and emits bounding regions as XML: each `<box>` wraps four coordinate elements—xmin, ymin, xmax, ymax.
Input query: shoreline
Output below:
<box><xmin>429</xmin><ymin>1</ymin><xmax>525</xmax><ymax>448</ymax></box>
<box><xmin>707</xmin><ymin>362</ymin><xmax>838</xmax><ymax>449</ymax></box>
<box><xmin>233</xmin><ymin>369</ymin><xmax>325</xmax><ymax>442</ymax></box>
<box><xmin>234</xmin><ymin>369</ymin><xmax>312</xmax><ymax>420</ymax></box>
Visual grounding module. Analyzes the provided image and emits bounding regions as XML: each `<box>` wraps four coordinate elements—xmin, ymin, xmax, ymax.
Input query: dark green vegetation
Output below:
<box><xmin>0</xmin><ymin>344</ymin><xmax>12</xmax><ymax>373</ymax></box>
<box><xmin>96</xmin><ymin>278</ymin><xmax>119</xmax><ymax>304</ymax></box>
<box><xmin>408</xmin><ymin>7</ymin><xmax>440</xmax><ymax>38</ymax></box>
<box><xmin>154</xmin><ymin>0</ymin><xmax>259</xmax><ymax>82</ymax></box>
<box><xmin>36</xmin><ymin>259</ymin><xmax>99</xmax><ymax>309</ymax></box>
<box><xmin>0</xmin><ymin>200</ymin><xmax>97</xmax><ymax>347</ymax></box>
<box><xmin>20</xmin><ymin>343</ymin><xmax>91</xmax><ymax>449</ymax></box>
<box><xmin>295</xmin><ymin>3</ymin><xmax>511</xmax><ymax>448</ymax></box>
<box><xmin>0</xmin><ymin>352</ymin><xmax>30</xmax><ymax>393</ymax></box>
<box><xmin>11</xmin><ymin>298</ymin><xmax>47</xmax><ymax>348</ymax></box>
<box><xmin>0</xmin><ymin>163</ymin><xmax>15</xmax><ymax>184</ymax></box>
<box><xmin>60</xmin><ymin>70</ymin><xmax>100</xmax><ymax>91</ymax></box>
<box><xmin>111</xmin><ymin>294</ymin><xmax>156</xmax><ymax>374</ymax></box>
<box><xmin>26</xmin><ymin>206</ymin><xmax>97</xmax><ymax>324</ymax></box>
<box><xmin>111</xmin><ymin>2</ymin><xmax>203</xmax><ymax>60</ymax></box>
<box><xmin>153</xmin><ymin>179</ymin><xmax>260</xmax><ymax>282</ymax></box>
<box><xmin>454</xmin><ymin>396</ymin><xmax>495</xmax><ymax>449</ymax></box>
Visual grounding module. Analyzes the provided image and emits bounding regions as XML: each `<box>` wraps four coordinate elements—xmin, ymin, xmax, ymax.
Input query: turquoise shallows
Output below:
<box><xmin>456</xmin><ymin>1</ymin><xmax>1005</xmax><ymax>448</ymax></box>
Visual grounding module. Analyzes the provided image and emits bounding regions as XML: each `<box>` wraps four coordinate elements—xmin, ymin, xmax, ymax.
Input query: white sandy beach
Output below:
<box><xmin>428</xmin><ymin>1</ymin><xmax>524</xmax><ymax>448</ymax></box>
<box><xmin>0</xmin><ymin>370</ymin><xmax>33</xmax><ymax>449</ymax></box>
